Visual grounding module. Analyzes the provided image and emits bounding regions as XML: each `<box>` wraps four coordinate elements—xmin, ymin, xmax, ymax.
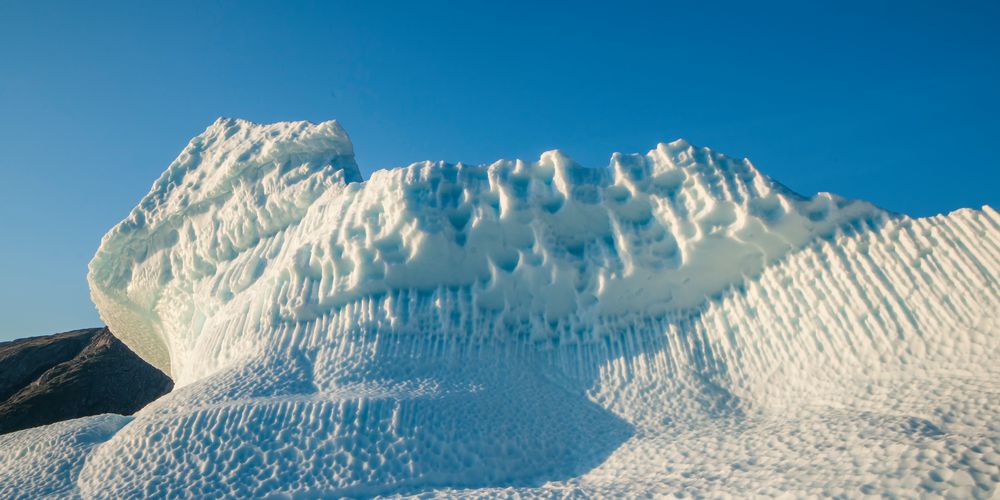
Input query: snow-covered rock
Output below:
<box><xmin>5</xmin><ymin>118</ymin><xmax>1000</xmax><ymax>497</ymax></box>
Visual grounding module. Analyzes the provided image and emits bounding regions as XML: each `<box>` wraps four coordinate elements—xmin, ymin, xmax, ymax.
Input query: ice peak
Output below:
<box><xmin>662</xmin><ymin>137</ymin><xmax>692</xmax><ymax>149</ymax></box>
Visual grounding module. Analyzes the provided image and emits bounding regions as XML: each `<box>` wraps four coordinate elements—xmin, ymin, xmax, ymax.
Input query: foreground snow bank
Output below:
<box><xmin>5</xmin><ymin>118</ymin><xmax>1000</xmax><ymax>497</ymax></box>
<box><xmin>0</xmin><ymin>414</ymin><xmax>130</xmax><ymax>498</ymax></box>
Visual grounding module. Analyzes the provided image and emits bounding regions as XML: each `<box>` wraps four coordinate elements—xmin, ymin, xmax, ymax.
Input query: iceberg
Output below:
<box><xmin>3</xmin><ymin>118</ymin><xmax>998</xmax><ymax>497</ymax></box>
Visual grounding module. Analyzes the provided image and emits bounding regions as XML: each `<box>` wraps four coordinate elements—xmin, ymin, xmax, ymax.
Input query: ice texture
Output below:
<box><xmin>0</xmin><ymin>414</ymin><xmax>131</xmax><ymax>498</ymax></box>
<box><xmin>6</xmin><ymin>118</ymin><xmax>1000</xmax><ymax>497</ymax></box>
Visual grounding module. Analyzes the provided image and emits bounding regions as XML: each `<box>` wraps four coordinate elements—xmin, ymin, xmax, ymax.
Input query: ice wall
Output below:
<box><xmin>32</xmin><ymin>118</ymin><xmax>997</xmax><ymax>496</ymax></box>
<box><xmin>89</xmin><ymin>118</ymin><xmax>879</xmax><ymax>384</ymax></box>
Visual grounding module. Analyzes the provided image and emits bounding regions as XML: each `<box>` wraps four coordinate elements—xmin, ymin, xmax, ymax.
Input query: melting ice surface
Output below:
<box><xmin>3</xmin><ymin>118</ymin><xmax>1000</xmax><ymax>497</ymax></box>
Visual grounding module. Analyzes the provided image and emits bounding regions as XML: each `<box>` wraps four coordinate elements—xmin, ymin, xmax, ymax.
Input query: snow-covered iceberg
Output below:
<box><xmin>4</xmin><ymin>118</ymin><xmax>999</xmax><ymax>497</ymax></box>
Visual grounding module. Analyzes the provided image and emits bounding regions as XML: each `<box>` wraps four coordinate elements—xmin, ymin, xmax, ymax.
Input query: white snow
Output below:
<box><xmin>4</xmin><ymin>118</ymin><xmax>1000</xmax><ymax>497</ymax></box>
<box><xmin>0</xmin><ymin>414</ymin><xmax>130</xmax><ymax>498</ymax></box>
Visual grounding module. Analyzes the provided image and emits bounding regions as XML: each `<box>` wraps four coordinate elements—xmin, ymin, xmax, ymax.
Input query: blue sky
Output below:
<box><xmin>1</xmin><ymin>1</ymin><xmax>998</xmax><ymax>340</ymax></box>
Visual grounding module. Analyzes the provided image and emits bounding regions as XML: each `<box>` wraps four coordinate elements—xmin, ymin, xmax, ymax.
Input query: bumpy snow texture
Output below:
<box><xmin>3</xmin><ymin>118</ymin><xmax>999</xmax><ymax>498</ymax></box>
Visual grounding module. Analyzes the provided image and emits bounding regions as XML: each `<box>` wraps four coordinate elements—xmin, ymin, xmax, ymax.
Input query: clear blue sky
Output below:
<box><xmin>1</xmin><ymin>1</ymin><xmax>998</xmax><ymax>340</ymax></box>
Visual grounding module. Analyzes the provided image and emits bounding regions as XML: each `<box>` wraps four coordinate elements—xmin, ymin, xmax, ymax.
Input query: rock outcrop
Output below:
<box><xmin>0</xmin><ymin>327</ymin><xmax>173</xmax><ymax>435</ymax></box>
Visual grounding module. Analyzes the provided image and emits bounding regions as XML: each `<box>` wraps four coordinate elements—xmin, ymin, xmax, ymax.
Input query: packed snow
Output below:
<box><xmin>2</xmin><ymin>118</ymin><xmax>998</xmax><ymax>497</ymax></box>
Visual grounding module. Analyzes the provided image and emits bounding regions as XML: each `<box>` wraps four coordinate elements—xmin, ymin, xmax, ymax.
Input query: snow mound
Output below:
<box><xmin>0</xmin><ymin>414</ymin><xmax>130</xmax><ymax>498</ymax></box>
<box><xmin>5</xmin><ymin>118</ymin><xmax>1000</xmax><ymax>497</ymax></box>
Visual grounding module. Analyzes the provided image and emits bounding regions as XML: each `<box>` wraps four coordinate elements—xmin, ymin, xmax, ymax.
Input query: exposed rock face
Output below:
<box><xmin>0</xmin><ymin>327</ymin><xmax>173</xmax><ymax>435</ymax></box>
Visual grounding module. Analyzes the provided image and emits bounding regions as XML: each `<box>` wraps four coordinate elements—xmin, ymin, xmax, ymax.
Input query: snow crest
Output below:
<box><xmin>8</xmin><ymin>118</ymin><xmax>1000</xmax><ymax>497</ymax></box>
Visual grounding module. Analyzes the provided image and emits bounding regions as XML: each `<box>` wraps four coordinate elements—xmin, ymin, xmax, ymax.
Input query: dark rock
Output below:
<box><xmin>0</xmin><ymin>327</ymin><xmax>173</xmax><ymax>435</ymax></box>
<box><xmin>0</xmin><ymin>328</ymin><xmax>97</xmax><ymax>403</ymax></box>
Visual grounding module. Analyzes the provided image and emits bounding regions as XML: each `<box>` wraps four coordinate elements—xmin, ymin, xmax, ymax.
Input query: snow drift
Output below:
<box><xmin>4</xmin><ymin>118</ymin><xmax>999</xmax><ymax>497</ymax></box>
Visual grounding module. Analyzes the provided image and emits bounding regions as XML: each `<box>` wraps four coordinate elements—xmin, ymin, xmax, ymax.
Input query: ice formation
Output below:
<box><xmin>3</xmin><ymin>118</ymin><xmax>1000</xmax><ymax>497</ymax></box>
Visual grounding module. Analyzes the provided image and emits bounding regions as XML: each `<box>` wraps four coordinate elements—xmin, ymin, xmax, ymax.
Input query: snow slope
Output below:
<box><xmin>4</xmin><ymin>118</ymin><xmax>999</xmax><ymax>497</ymax></box>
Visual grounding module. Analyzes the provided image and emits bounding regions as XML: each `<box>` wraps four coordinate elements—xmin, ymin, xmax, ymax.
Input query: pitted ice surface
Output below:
<box><xmin>3</xmin><ymin>118</ymin><xmax>996</xmax><ymax>498</ymax></box>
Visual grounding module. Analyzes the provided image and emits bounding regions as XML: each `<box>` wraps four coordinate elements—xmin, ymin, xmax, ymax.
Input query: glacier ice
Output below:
<box><xmin>4</xmin><ymin>117</ymin><xmax>1000</xmax><ymax>497</ymax></box>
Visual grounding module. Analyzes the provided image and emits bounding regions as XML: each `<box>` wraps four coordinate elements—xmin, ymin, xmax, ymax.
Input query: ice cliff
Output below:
<box><xmin>3</xmin><ymin>118</ymin><xmax>999</xmax><ymax>497</ymax></box>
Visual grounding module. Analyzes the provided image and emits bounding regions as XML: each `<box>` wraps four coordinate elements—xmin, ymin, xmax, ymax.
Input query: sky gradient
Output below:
<box><xmin>1</xmin><ymin>0</ymin><xmax>998</xmax><ymax>340</ymax></box>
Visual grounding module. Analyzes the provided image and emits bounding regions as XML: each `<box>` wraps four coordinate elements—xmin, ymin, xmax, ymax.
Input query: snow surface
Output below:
<box><xmin>0</xmin><ymin>414</ymin><xmax>130</xmax><ymax>499</ymax></box>
<box><xmin>4</xmin><ymin>118</ymin><xmax>1000</xmax><ymax>497</ymax></box>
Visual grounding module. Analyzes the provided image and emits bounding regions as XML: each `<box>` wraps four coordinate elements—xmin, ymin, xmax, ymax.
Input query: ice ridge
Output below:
<box><xmin>89</xmin><ymin>118</ymin><xmax>879</xmax><ymax>383</ymax></box>
<box><xmin>1</xmin><ymin>118</ymin><xmax>996</xmax><ymax>497</ymax></box>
